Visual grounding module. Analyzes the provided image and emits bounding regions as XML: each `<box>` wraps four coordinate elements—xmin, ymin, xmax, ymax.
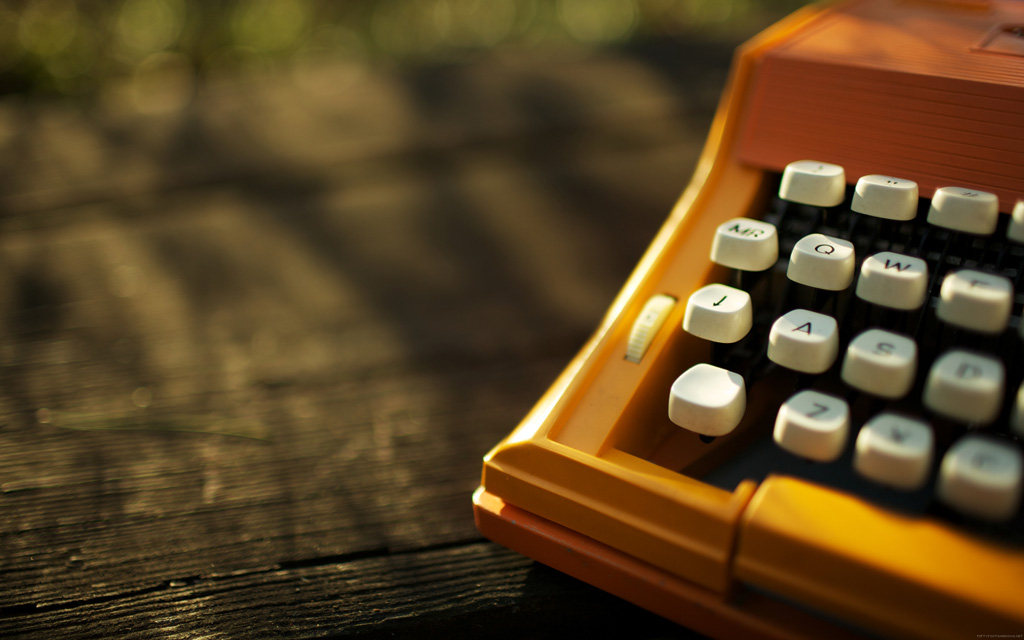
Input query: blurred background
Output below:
<box><xmin>2</xmin><ymin>0</ymin><xmax>809</xmax><ymax>101</ymax></box>
<box><xmin>1</xmin><ymin>1</ymin><xmax>814</xmax><ymax>637</ymax></box>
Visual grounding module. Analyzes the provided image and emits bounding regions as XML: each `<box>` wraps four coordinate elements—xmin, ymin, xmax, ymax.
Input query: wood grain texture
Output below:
<box><xmin>1</xmin><ymin>543</ymin><xmax>689</xmax><ymax>639</ymax></box>
<box><xmin>0</xmin><ymin>40</ymin><xmax>733</xmax><ymax>638</ymax></box>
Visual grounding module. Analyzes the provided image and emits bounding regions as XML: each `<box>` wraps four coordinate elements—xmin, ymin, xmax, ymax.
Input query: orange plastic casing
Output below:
<box><xmin>475</xmin><ymin>1</ymin><xmax>1024</xmax><ymax>638</ymax></box>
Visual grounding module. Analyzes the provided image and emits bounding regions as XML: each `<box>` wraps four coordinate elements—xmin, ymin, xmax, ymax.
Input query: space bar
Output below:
<box><xmin>733</xmin><ymin>476</ymin><xmax>1024</xmax><ymax>640</ymax></box>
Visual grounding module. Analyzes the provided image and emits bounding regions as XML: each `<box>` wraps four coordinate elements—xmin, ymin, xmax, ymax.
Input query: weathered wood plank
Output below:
<box><xmin>0</xmin><ymin>543</ymin><xmax>703</xmax><ymax>639</ymax></box>
<box><xmin>0</xmin><ymin>353</ymin><xmax>580</xmax><ymax>604</ymax></box>
<box><xmin>0</xmin><ymin>39</ymin><xmax>737</xmax><ymax>636</ymax></box>
<box><xmin>0</xmin><ymin>96</ymin><xmax>707</xmax><ymax>613</ymax></box>
<box><xmin>0</xmin><ymin>126</ymin><xmax>696</xmax><ymax>420</ymax></box>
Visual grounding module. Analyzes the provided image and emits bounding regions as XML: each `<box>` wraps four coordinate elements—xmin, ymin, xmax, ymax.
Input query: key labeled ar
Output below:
<box><xmin>711</xmin><ymin>217</ymin><xmax>778</xmax><ymax>272</ymax></box>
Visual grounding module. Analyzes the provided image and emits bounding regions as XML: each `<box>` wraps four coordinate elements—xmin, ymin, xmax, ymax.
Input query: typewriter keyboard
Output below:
<box><xmin>669</xmin><ymin>160</ymin><xmax>1024</xmax><ymax>531</ymax></box>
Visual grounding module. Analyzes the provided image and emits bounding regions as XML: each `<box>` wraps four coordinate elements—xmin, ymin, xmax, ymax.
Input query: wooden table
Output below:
<box><xmin>0</xmin><ymin>37</ymin><xmax>741</xmax><ymax>638</ymax></box>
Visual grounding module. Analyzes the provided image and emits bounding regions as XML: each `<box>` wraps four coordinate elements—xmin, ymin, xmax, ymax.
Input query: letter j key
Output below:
<box><xmin>682</xmin><ymin>284</ymin><xmax>752</xmax><ymax>344</ymax></box>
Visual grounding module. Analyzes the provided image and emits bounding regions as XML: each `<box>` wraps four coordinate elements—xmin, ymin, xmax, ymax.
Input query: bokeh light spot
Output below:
<box><xmin>116</xmin><ymin>0</ymin><xmax>186</xmax><ymax>57</ymax></box>
<box><xmin>232</xmin><ymin>0</ymin><xmax>311</xmax><ymax>53</ymax></box>
<box><xmin>558</xmin><ymin>0</ymin><xmax>637</xmax><ymax>44</ymax></box>
<box><xmin>19</xmin><ymin>0</ymin><xmax>79</xmax><ymax>57</ymax></box>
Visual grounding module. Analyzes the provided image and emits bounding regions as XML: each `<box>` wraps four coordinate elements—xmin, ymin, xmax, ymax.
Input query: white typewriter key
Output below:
<box><xmin>1013</xmin><ymin>382</ymin><xmax>1024</xmax><ymax>439</ymax></box>
<box><xmin>936</xmin><ymin>269</ymin><xmax>1013</xmax><ymax>334</ymax></box>
<box><xmin>779</xmin><ymin>160</ymin><xmax>846</xmax><ymax>207</ymax></box>
<box><xmin>927</xmin><ymin>186</ymin><xmax>999</xmax><ymax>235</ymax></box>
<box><xmin>710</xmin><ymin>217</ymin><xmax>778</xmax><ymax>272</ymax></box>
<box><xmin>767</xmin><ymin>309</ymin><xmax>839</xmax><ymax>374</ymax></box>
<box><xmin>668</xmin><ymin>364</ymin><xmax>746</xmax><ymax>437</ymax></box>
<box><xmin>625</xmin><ymin>294</ymin><xmax>676</xmax><ymax>363</ymax></box>
<box><xmin>923</xmin><ymin>350</ymin><xmax>1004</xmax><ymax>425</ymax></box>
<box><xmin>787</xmin><ymin>234</ymin><xmax>855</xmax><ymax>291</ymax></box>
<box><xmin>773</xmin><ymin>390</ymin><xmax>849</xmax><ymax>462</ymax></box>
<box><xmin>854</xmin><ymin>413</ymin><xmax>933</xmax><ymax>490</ymax></box>
<box><xmin>854</xmin><ymin>252</ymin><xmax>928</xmax><ymax>310</ymax></box>
<box><xmin>937</xmin><ymin>436</ymin><xmax>1023</xmax><ymax>522</ymax></box>
<box><xmin>840</xmin><ymin>329</ymin><xmax>917</xmax><ymax>399</ymax></box>
<box><xmin>682</xmin><ymin>284</ymin><xmax>752</xmax><ymax>344</ymax></box>
<box><xmin>1007</xmin><ymin>199</ymin><xmax>1024</xmax><ymax>244</ymax></box>
<box><xmin>851</xmin><ymin>175</ymin><xmax>918</xmax><ymax>221</ymax></box>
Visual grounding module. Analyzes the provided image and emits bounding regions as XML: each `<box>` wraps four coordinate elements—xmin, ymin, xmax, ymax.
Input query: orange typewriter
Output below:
<box><xmin>473</xmin><ymin>1</ymin><xmax>1024</xmax><ymax>638</ymax></box>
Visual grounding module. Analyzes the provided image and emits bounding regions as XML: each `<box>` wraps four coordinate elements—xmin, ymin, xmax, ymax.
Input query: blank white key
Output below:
<box><xmin>779</xmin><ymin>160</ymin><xmax>846</xmax><ymax>207</ymax></box>
<box><xmin>840</xmin><ymin>329</ymin><xmax>917</xmax><ymax>399</ymax></box>
<box><xmin>923</xmin><ymin>350</ymin><xmax>1004</xmax><ymax>424</ymax></box>
<box><xmin>1007</xmin><ymin>199</ymin><xmax>1024</xmax><ymax>243</ymax></box>
<box><xmin>851</xmin><ymin>175</ymin><xmax>918</xmax><ymax>221</ymax></box>
<box><xmin>855</xmin><ymin>252</ymin><xmax>929</xmax><ymax>310</ymax></box>
<box><xmin>1012</xmin><ymin>382</ymin><xmax>1024</xmax><ymax>439</ymax></box>
<box><xmin>710</xmin><ymin>218</ymin><xmax>778</xmax><ymax>272</ymax></box>
<box><xmin>668</xmin><ymin>364</ymin><xmax>746</xmax><ymax>437</ymax></box>
<box><xmin>927</xmin><ymin>186</ymin><xmax>999</xmax><ymax>234</ymax></box>
<box><xmin>938</xmin><ymin>436</ymin><xmax>1023</xmax><ymax>522</ymax></box>
<box><xmin>682</xmin><ymin>284</ymin><xmax>752</xmax><ymax>344</ymax></box>
<box><xmin>787</xmin><ymin>234</ymin><xmax>855</xmax><ymax>291</ymax></box>
<box><xmin>767</xmin><ymin>309</ymin><xmax>839</xmax><ymax>374</ymax></box>
<box><xmin>773</xmin><ymin>390</ymin><xmax>849</xmax><ymax>462</ymax></box>
<box><xmin>937</xmin><ymin>269</ymin><xmax>1013</xmax><ymax>334</ymax></box>
<box><xmin>854</xmin><ymin>413</ymin><xmax>933</xmax><ymax>490</ymax></box>
<box><xmin>625</xmin><ymin>294</ymin><xmax>676</xmax><ymax>363</ymax></box>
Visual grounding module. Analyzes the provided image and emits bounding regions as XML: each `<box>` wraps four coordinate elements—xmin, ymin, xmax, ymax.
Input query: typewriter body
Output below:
<box><xmin>474</xmin><ymin>1</ymin><xmax>1024</xmax><ymax>638</ymax></box>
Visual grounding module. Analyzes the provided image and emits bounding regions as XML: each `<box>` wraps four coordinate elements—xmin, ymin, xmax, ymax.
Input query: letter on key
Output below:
<box><xmin>937</xmin><ymin>269</ymin><xmax>1012</xmax><ymax>334</ymax></box>
<box><xmin>851</xmin><ymin>175</ymin><xmax>918</xmax><ymax>221</ymax></box>
<box><xmin>779</xmin><ymin>160</ymin><xmax>846</xmax><ymax>207</ymax></box>
<box><xmin>840</xmin><ymin>329</ymin><xmax>917</xmax><ymax>399</ymax></box>
<box><xmin>768</xmin><ymin>309</ymin><xmax>839</xmax><ymax>374</ymax></box>
<box><xmin>855</xmin><ymin>252</ymin><xmax>928</xmax><ymax>310</ymax></box>
<box><xmin>928</xmin><ymin>187</ymin><xmax>999</xmax><ymax>235</ymax></box>
<box><xmin>774</xmin><ymin>390</ymin><xmax>849</xmax><ymax>462</ymax></box>
<box><xmin>710</xmin><ymin>218</ymin><xmax>778</xmax><ymax>271</ymax></box>
<box><xmin>668</xmin><ymin>364</ymin><xmax>746</xmax><ymax>437</ymax></box>
<box><xmin>938</xmin><ymin>436</ymin><xmax>1023</xmax><ymax>522</ymax></box>
<box><xmin>923</xmin><ymin>350</ymin><xmax>1004</xmax><ymax>425</ymax></box>
<box><xmin>682</xmin><ymin>284</ymin><xmax>752</xmax><ymax>344</ymax></box>
<box><xmin>854</xmin><ymin>413</ymin><xmax>933</xmax><ymax>490</ymax></box>
<box><xmin>787</xmin><ymin>234</ymin><xmax>855</xmax><ymax>291</ymax></box>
